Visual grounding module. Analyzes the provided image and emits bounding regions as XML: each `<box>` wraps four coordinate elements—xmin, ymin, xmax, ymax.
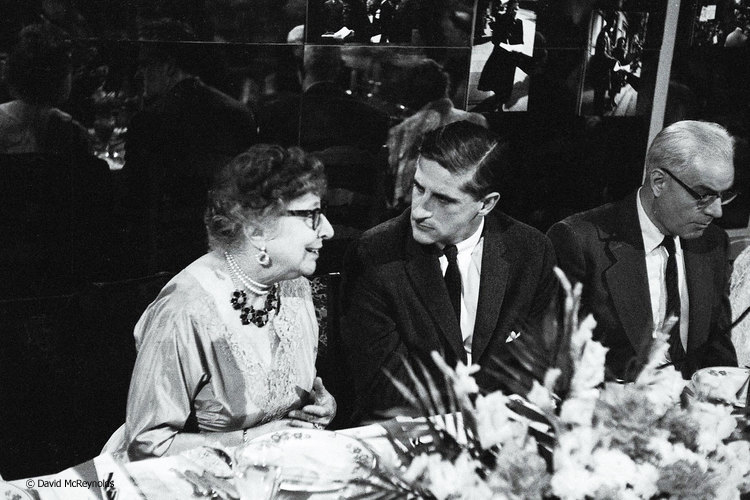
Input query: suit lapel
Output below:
<box><xmin>682</xmin><ymin>238</ymin><xmax>712</xmax><ymax>352</ymax></box>
<box><xmin>472</xmin><ymin>215</ymin><xmax>509</xmax><ymax>363</ymax></box>
<box><xmin>403</xmin><ymin>230</ymin><xmax>466</xmax><ymax>361</ymax></box>
<box><xmin>603</xmin><ymin>194</ymin><xmax>654</xmax><ymax>356</ymax></box>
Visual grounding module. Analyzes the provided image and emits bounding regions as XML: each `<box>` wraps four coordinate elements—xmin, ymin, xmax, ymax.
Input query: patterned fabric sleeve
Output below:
<box><xmin>730</xmin><ymin>246</ymin><xmax>750</xmax><ymax>366</ymax></box>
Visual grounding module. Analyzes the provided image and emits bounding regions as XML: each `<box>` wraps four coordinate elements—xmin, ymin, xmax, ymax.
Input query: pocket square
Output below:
<box><xmin>505</xmin><ymin>331</ymin><xmax>521</xmax><ymax>343</ymax></box>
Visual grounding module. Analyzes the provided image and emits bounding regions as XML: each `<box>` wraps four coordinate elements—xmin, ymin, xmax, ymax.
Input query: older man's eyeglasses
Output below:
<box><xmin>286</xmin><ymin>207</ymin><xmax>325</xmax><ymax>230</ymax></box>
<box><xmin>661</xmin><ymin>168</ymin><xmax>738</xmax><ymax>208</ymax></box>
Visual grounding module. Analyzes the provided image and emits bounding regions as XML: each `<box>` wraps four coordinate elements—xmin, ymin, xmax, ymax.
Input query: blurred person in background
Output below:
<box><xmin>476</xmin><ymin>0</ymin><xmax>524</xmax><ymax>112</ymax></box>
<box><xmin>258</xmin><ymin>45</ymin><xmax>388</xmax><ymax>151</ymax></box>
<box><xmin>589</xmin><ymin>15</ymin><xmax>617</xmax><ymax>115</ymax></box>
<box><xmin>123</xmin><ymin>19</ymin><xmax>257</xmax><ymax>275</ymax></box>
<box><xmin>387</xmin><ymin>58</ymin><xmax>488</xmax><ymax>208</ymax></box>
<box><xmin>0</xmin><ymin>24</ymin><xmax>91</xmax><ymax>157</ymax></box>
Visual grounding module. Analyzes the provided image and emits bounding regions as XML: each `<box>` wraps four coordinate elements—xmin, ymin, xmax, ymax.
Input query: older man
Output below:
<box><xmin>548</xmin><ymin>120</ymin><xmax>738</xmax><ymax>380</ymax></box>
<box><xmin>341</xmin><ymin>121</ymin><xmax>557</xmax><ymax>422</ymax></box>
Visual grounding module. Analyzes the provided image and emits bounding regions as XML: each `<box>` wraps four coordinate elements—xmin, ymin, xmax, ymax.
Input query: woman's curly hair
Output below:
<box><xmin>205</xmin><ymin>144</ymin><xmax>327</xmax><ymax>251</ymax></box>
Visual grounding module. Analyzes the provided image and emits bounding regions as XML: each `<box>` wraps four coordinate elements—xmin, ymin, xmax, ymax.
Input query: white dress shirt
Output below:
<box><xmin>439</xmin><ymin>218</ymin><xmax>485</xmax><ymax>364</ymax></box>
<box><xmin>636</xmin><ymin>189</ymin><xmax>689</xmax><ymax>350</ymax></box>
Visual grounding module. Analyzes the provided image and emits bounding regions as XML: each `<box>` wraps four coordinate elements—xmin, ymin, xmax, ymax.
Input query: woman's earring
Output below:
<box><xmin>256</xmin><ymin>246</ymin><xmax>271</xmax><ymax>266</ymax></box>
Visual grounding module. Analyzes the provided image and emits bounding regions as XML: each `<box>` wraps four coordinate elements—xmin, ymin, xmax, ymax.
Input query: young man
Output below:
<box><xmin>341</xmin><ymin>121</ymin><xmax>557</xmax><ymax>422</ymax></box>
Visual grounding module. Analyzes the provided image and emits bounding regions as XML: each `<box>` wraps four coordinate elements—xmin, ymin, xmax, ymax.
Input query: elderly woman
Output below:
<box><xmin>121</xmin><ymin>144</ymin><xmax>336</xmax><ymax>460</ymax></box>
<box><xmin>0</xmin><ymin>24</ymin><xmax>90</xmax><ymax>156</ymax></box>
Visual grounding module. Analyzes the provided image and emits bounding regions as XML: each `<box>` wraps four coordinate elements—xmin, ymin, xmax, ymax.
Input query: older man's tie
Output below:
<box><xmin>443</xmin><ymin>244</ymin><xmax>461</xmax><ymax>322</ymax></box>
<box><xmin>662</xmin><ymin>236</ymin><xmax>686</xmax><ymax>366</ymax></box>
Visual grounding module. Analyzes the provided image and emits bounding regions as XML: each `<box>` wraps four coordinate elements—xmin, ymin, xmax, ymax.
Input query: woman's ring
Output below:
<box><xmin>313</xmin><ymin>422</ymin><xmax>324</xmax><ymax>430</ymax></box>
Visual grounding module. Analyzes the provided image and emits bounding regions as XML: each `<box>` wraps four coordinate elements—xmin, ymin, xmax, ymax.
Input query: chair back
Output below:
<box><xmin>74</xmin><ymin>272</ymin><xmax>175</xmax><ymax>444</ymax></box>
<box><xmin>0</xmin><ymin>293</ymin><xmax>82</xmax><ymax>479</ymax></box>
<box><xmin>0</xmin><ymin>272</ymin><xmax>172</xmax><ymax>480</ymax></box>
<box><xmin>308</xmin><ymin>272</ymin><xmax>356</xmax><ymax>428</ymax></box>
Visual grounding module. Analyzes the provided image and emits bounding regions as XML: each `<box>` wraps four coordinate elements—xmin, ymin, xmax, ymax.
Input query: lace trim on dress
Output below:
<box><xmin>280</xmin><ymin>276</ymin><xmax>313</xmax><ymax>299</ymax></box>
<box><xmin>220</xmin><ymin>277</ymin><xmax>309</xmax><ymax>422</ymax></box>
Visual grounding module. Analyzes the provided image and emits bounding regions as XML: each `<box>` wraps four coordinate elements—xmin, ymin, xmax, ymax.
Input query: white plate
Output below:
<box><xmin>0</xmin><ymin>481</ymin><xmax>34</xmax><ymax>500</ymax></box>
<box><xmin>691</xmin><ymin>366</ymin><xmax>750</xmax><ymax>407</ymax></box>
<box><xmin>248</xmin><ymin>429</ymin><xmax>376</xmax><ymax>492</ymax></box>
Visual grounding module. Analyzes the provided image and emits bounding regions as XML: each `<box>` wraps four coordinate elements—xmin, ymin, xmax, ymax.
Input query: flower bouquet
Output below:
<box><xmin>350</xmin><ymin>269</ymin><xmax>750</xmax><ymax>499</ymax></box>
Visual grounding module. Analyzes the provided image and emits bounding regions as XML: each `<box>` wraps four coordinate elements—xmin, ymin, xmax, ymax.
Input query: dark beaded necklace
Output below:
<box><xmin>230</xmin><ymin>284</ymin><xmax>281</xmax><ymax>327</ymax></box>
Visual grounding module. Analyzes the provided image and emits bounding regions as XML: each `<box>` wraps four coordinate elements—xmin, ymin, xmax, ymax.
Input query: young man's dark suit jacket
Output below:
<box><xmin>340</xmin><ymin>209</ymin><xmax>557</xmax><ymax>422</ymax></box>
<box><xmin>547</xmin><ymin>191</ymin><xmax>737</xmax><ymax>380</ymax></box>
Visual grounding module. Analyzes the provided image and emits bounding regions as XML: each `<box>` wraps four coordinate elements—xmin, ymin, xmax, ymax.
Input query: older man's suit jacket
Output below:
<box><xmin>340</xmin><ymin>209</ymin><xmax>557</xmax><ymax>421</ymax></box>
<box><xmin>547</xmin><ymin>191</ymin><xmax>737</xmax><ymax>380</ymax></box>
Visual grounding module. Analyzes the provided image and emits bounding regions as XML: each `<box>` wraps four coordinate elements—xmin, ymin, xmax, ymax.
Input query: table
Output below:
<box><xmin>9</xmin><ymin>423</ymin><xmax>395</xmax><ymax>500</ymax></box>
<box><xmin>11</xmin><ymin>413</ymin><xmax>749</xmax><ymax>500</ymax></box>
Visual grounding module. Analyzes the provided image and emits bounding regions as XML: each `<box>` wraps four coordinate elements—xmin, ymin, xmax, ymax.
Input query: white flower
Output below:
<box><xmin>459</xmin><ymin>481</ymin><xmax>494</xmax><ymax>500</ymax></box>
<box><xmin>711</xmin><ymin>449</ymin><xmax>745</xmax><ymax>498</ymax></box>
<box><xmin>554</xmin><ymin>266</ymin><xmax>573</xmax><ymax>297</ymax></box>
<box><xmin>617</xmin><ymin>491</ymin><xmax>643</xmax><ymax>500</ymax></box>
<box><xmin>559</xmin><ymin>390</ymin><xmax>598</xmax><ymax>426</ymax></box>
<box><xmin>474</xmin><ymin>392</ymin><xmax>524</xmax><ymax>449</ymax></box>
<box><xmin>569</xmin><ymin>314</ymin><xmax>597</xmax><ymax>354</ymax></box>
<box><xmin>454</xmin><ymin>361</ymin><xmax>480</xmax><ymax>399</ymax></box>
<box><xmin>452</xmin><ymin>452</ymin><xmax>493</xmax><ymax>499</ymax></box>
<box><xmin>590</xmin><ymin>448</ymin><xmax>637</xmax><ymax>491</ymax></box>
<box><xmin>402</xmin><ymin>453</ymin><xmax>431</xmax><ymax>482</ymax></box>
<box><xmin>717</xmin><ymin>441</ymin><xmax>750</xmax><ymax>492</ymax></box>
<box><xmin>424</xmin><ymin>456</ymin><xmax>460</xmax><ymax>500</ymax></box>
<box><xmin>688</xmin><ymin>401</ymin><xmax>737</xmax><ymax>453</ymax></box>
<box><xmin>631</xmin><ymin>462</ymin><xmax>660</xmax><ymax>499</ymax></box>
<box><xmin>429</xmin><ymin>351</ymin><xmax>480</xmax><ymax>405</ymax></box>
<box><xmin>637</xmin><ymin>366</ymin><xmax>686</xmax><ymax>415</ymax></box>
<box><xmin>725</xmin><ymin>440</ymin><xmax>750</xmax><ymax>475</ymax></box>
<box><xmin>554</xmin><ymin>427</ymin><xmax>597</xmax><ymax>471</ymax></box>
<box><xmin>403</xmin><ymin>452</ymin><xmax>490</xmax><ymax>500</ymax></box>
<box><xmin>527</xmin><ymin>379</ymin><xmax>557</xmax><ymax>413</ymax></box>
<box><xmin>569</xmin><ymin>341</ymin><xmax>608</xmax><ymax>395</ymax></box>
<box><xmin>551</xmin><ymin>464</ymin><xmax>597</xmax><ymax>500</ymax></box>
<box><xmin>650</xmin><ymin>440</ymin><xmax>707</xmax><ymax>470</ymax></box>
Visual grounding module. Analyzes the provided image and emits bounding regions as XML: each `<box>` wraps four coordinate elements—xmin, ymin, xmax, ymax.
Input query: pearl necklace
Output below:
<box><xmin>225</xmin><ymin>252</ymin><xmax>271</xmax><ymax>295</ymax></box>
<box><xmin>225</xmin><ymin>252</ymin><xmax>281</xmax><ymax>327</ymax></box>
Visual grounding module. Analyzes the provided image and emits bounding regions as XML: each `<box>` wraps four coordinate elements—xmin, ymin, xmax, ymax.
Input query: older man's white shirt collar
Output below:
<box><xmin>635</xmin><ymin>187</ymin><xmax>688</xmax><ymax>352</ymax></box>
<box><xmin>636</xmin><ymin>188</ymin><xmax>669</xmax><ymax>253</ymax></box>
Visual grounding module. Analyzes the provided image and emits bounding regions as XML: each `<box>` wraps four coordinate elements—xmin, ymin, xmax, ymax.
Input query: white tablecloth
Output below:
<box><xmin>9</xmin><ymin>423</ymin><xmax>394</xmax><ymax>500</ymax></box>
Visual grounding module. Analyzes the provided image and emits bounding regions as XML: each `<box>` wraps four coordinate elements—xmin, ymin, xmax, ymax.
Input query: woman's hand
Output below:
<box><xmin>287</xmin><ymin>377</ymin><xmax>337</xmax><ymax>429</ymax></box>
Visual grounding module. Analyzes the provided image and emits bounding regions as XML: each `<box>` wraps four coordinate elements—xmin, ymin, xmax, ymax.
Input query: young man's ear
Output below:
<box><xmin>478</xmin><ymin>191</ymin><xmax>500</xmax><ymax>216</ymax></box>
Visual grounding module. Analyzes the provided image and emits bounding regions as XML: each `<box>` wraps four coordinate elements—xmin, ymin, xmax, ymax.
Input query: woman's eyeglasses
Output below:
<box><xmin>285</xmin><ymin>207</ymin><xmax>325</xmax><ymax>230</ymax></box>
<box><xmin>661</xmin><ymin>168</ymin><xmax>738</xmax><ymax>209</ymax></box>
